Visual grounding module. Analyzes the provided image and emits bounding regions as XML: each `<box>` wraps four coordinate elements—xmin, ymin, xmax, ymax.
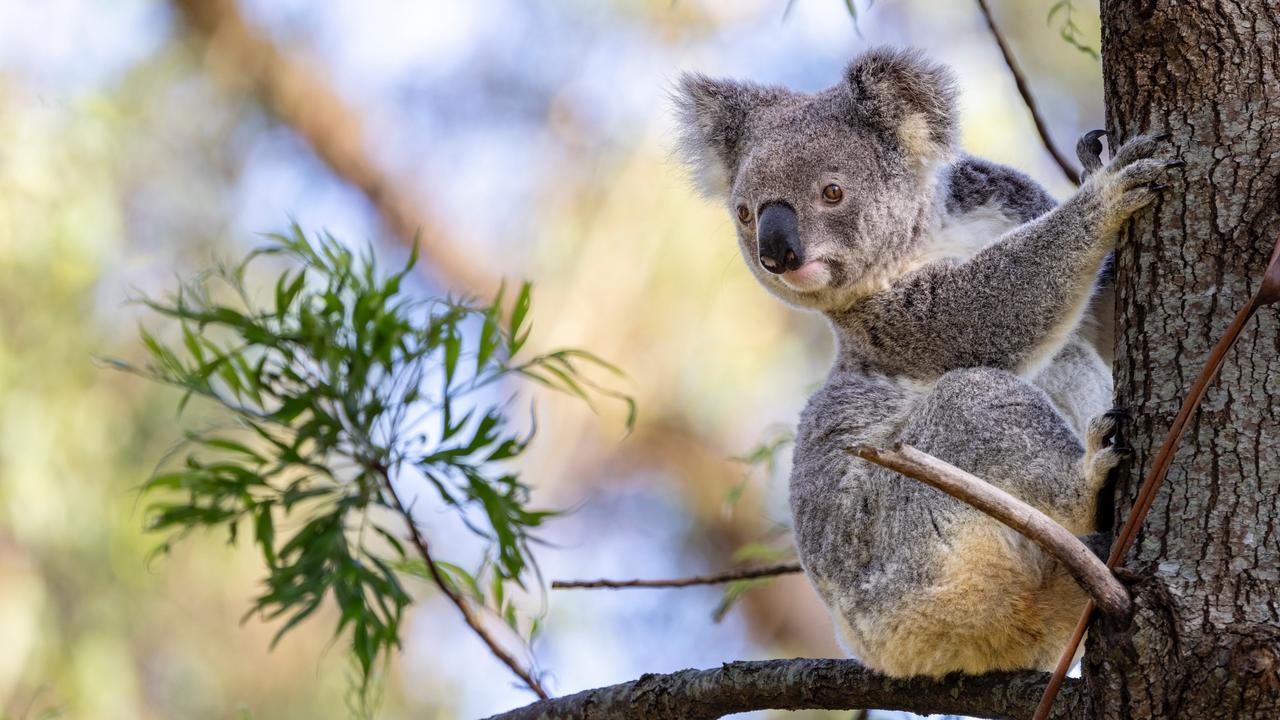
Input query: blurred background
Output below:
<box><xmin>0</xmin><ymin>1</ymin><xmax>1102</xmax><ymax>718</ymax></box>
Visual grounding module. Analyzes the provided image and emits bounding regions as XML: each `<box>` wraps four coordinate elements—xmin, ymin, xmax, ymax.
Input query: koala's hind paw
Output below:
<box><xmin>1084</xmin><ymin>409</ymin><xmax>1131</xmax><ymax>492</ymax></box>
<box><xmin>1088</xmin><ymin>408</ymin><xmax>1133</xmax><ymax>454</ymax></box>
<box><xmin>1101</xmin><ymin>407</ymin><xmax>1133</xmax><ymax>451</ymax></box>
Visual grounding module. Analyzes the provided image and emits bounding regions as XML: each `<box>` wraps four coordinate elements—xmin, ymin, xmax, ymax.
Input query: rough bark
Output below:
<box><xmin>1090</xmin><ymin>1</ymin><xmax>1280</xmax><ymax>717</ymax></box>
<box><xmin>483</xmin><ymin>659</ymin><xmax>1085</xmax><ymax>720</ymax></box>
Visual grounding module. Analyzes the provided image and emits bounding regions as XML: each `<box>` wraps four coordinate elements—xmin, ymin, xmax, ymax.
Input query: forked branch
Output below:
<box><xmin>851</xmin><ymin>443</ymin><xmax>1130</xmax><ymax>618</ymax></box>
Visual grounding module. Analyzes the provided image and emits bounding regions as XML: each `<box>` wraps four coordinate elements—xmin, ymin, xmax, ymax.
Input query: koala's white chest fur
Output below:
<box><xmin>917</xmin><ymin>203</ymin><xmax>1012</xmax><ymax>268</ymax></box>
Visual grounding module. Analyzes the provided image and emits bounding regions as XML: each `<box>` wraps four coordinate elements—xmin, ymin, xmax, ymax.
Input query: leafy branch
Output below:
<box><xmin>112</xmin><ymin>226</ymin><xmax>632</xmax><ymax>699</ymax></box>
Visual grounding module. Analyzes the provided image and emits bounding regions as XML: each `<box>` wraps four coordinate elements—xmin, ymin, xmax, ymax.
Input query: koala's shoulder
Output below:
<box><xmin>942</xmin><ymin>154</ymin><xmax>1056</xmax><ymax>224</ymax></box>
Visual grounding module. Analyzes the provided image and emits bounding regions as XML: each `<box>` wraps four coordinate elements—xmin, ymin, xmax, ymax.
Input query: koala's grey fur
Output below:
<box><xmin>674</xmin><ymin>47</ymin><xmax>1175</xmax><ymax>677</ymax></box>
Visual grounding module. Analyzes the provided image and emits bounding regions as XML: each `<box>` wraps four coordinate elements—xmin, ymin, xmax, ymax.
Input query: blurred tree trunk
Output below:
<box><xmin>1091</xmin><ymin>1</ymin><xmax>1280</xmax><ymax>717</ymax></box>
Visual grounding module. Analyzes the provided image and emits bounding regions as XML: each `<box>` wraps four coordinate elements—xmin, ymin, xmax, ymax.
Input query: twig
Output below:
<box><xmin>975</xmin><ymin>0</ymin><xmax>1082</xmax><ymax>186</ymax></box>
<box><xmin>552</xmin><ymin>562</ymin><xmax>802</xmax><ymax>589</ymax></box>
<box><xmin>1033</xmin><ymin>235</ymin><xmax>1280</xmax><ymax>720</ymax></box>
<box><xmin>374</xmin><ymin>463</ymin><xmax>550</xmax><ymax>699</ymax></box>
<box><xmin>168</xmin><ymin>0</ymin><xmax>499</xmax><ymax>296</ymax></box>
<box><xmin>851</xmin><ymin>443</ymin><xmax>1130</xmax><ymax>618</ymax></box>
<box><xmin>483</xmin><ymin>658</ymin><xmax>1084</xmax><ymax>720</ymax></box>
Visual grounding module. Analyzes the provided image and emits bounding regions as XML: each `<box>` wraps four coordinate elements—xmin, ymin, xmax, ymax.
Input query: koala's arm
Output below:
<box><xmin>942</xmin><ymin>154</ymin><xmax>1057</xmax><ymax>224</ymax></box>
<box><xmin>846</xmin><ymin>135</ymin><xmax>1174</xmax><ymax>378</ymax></box>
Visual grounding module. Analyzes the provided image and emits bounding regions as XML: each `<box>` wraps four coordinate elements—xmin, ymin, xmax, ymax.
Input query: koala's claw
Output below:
<box><xmin>1068</xmin><ymin>131</ymin><xmax>1179</xmax><ymax>228</ymax></box>
<box><xmin>1165</xmin><ymin>159</ymin><xmax>1186</xmax><ymax>169</ymax></box>
<box><xmin>1077</xmin><ymin>129</ymin><xmax>1107</xmax><ymax>178</ymax></box>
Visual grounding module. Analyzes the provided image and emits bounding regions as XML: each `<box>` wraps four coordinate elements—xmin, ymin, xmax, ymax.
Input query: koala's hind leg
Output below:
<box><xmin>865</xmin><ymin>367</ymin><xmax>1101</xmax><ymax>674</ymax></box>
<box><xmin>900</xmin><ymin>367</ymin><xmax>1099</xmax><ymax>532</ymax></box>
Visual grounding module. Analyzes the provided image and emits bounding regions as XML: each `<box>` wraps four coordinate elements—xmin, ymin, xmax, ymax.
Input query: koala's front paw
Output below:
<box><xmin>1081</xmin><ymin>133</ymin><xmax>1182</xmax><ymax>234</ymax></box>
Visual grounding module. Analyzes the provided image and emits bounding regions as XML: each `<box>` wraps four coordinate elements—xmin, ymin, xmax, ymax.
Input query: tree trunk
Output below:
<box><xmin>1091</xmin><ymin>1</ymin><xmax>1280</xmax><ymax>717</ymax></box>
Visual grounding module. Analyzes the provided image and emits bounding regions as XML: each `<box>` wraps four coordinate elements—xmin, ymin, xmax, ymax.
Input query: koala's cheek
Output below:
<box><xmin>736</xmin><ymin>235</ymin><xmax>760</xmax><ymax>266</ymax></box>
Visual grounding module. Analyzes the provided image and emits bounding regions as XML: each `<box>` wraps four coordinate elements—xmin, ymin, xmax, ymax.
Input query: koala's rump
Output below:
<box><xmin>825</xmin><ymin>514</ymin><xmax>1089</xmax><ymax>677</ymax></box>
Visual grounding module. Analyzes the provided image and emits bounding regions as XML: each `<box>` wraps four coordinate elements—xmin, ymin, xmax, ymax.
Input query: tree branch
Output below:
<box><xmin>168</xmin><ymin>0</ymin><xmax>500</xmax><ymax>295</ymax></box>
<box><xmin>374</xmin><ymin>463</ymin><xmax>549</xmax><ymax>699</ymax></box>
<box><xmin>483</xmin><ymin>658</ymin><xmax>1084</xmax><ymax>720</ymax></box>
<box><xmin>852</xmin><ymin>443</ymin><xmax>1131</xmax><ymax>618</ymax></box>
<box><xmin>975</xmin><ymin>0</ymin><xmax>1082</xmax><ymax>186</ymax></box>
<box><xmin>551</xmin><ymin>562</ymin><xmax>802</xmax><ymax>589</ymax></box>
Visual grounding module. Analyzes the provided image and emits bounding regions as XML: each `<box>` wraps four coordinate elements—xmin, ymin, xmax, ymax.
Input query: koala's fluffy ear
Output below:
<box><xmin>844</xmin><ymin>48</ymin><xmax>959</xmax><ymax>166</ymax></box>
<box><xmin>673</xmin><ymin>73</ymin><xmax>785</xmax><ymax>197</ymax></box>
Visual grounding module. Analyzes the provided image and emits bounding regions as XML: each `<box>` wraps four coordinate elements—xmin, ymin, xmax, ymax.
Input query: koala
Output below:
<box><xmin>674</xmin><ymin>48</ymin><xmax>1177</xmax><ymax>677</ymax></box>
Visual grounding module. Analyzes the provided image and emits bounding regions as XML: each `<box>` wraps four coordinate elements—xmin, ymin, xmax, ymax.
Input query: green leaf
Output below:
<box><xmin>442</xmin><ymin>327</ymin><xmax>461</xmax><ymax>387</ymax></box>
<box><xmin>477</xmin><ymin>309</ymin><xmax>502</xmax><ymax>373</ymax></box>
<box><xmin>432</xmin><ymin>560</ymin><xmax>485</xmax><ymax>602</ymax></box>
<box><xmin>507</xmin><ymin>281</ymin><xmax>533</xmax><ymax>356</ymax></box>
<box><xmin>198</xmin><ymin>436</ymin><xmax>267</xmax><ymax>464</ymax></box>
<box><xmin>255</xmin><ymin>504</ymin><xmax>276</xmax><ymax>567</ymax></box>
<box><xmin>276</xmin><ymin>269</ymin><xmax>307</xmax><ymax>317</ymax></box>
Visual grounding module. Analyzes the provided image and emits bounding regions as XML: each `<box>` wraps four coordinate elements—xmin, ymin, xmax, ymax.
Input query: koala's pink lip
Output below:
<box><xmin>780</xmin><ymin>260</ymin><xmax>830</xmax><ymax>291</ymax></box>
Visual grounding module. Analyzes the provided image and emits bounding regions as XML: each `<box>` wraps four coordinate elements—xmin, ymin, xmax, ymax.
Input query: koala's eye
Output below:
<box><xmin>822</xmin><ymin>184</ymin><xmax>844</xmax><ymax>204</ymax></box>
<box><xmin>736</xmin><ymin>204</ymin><xmax>753</xmax><ymax>224</ymax></box>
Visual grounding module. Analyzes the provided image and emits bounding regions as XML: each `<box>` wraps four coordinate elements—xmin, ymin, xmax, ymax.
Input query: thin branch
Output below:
<box><xmin>851</xmin><ymin>443</ymin><xmax>1131</xmax><ymax>618</ymax></box>
<box><xmin>551</xmin><ymin>562</ymin><xmax>802</xmax><ymax>589</ymax></box>
<box><xmin>374</xmin><ymin>463</ymin><xmax>550</xmax><ymax>700</ymax></box>
<box><xmin>975</xmin><ymin>0</ymin><xmax>1082</xmax><ymax>186</ymax></box>
<box><xmin>1033</xmin><ymin>235</ymin><xmax>1280</xmax><ymax>720</ymax></box>
<box><xmin>483</xmin><ymin>658</ymin><xmax>1085</xmax><ymax>720</ymax></box>
<box><xmin>168</xmin><ymin>0</ymin><xmax>500</xmax><ymax>296</ymax></box>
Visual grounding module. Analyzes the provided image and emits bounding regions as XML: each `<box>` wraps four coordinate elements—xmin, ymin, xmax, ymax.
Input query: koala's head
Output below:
<box><xmin>674</xmin><ymin>48</ymin><xmax>958</xmax><ymax>311</ymax></box>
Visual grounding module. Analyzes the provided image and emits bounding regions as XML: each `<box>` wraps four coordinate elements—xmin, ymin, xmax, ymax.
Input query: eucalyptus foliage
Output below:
<box><xmin>115</xmin><ymin>227</ymin><xmax>632</xmax><ymax>687</ymax></box>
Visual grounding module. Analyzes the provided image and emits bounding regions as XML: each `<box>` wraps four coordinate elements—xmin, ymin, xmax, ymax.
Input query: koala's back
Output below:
<box><xmin>942</xmin><ymin>154</ymin><xmax>1056</xmax><ymax>223</ymax></box>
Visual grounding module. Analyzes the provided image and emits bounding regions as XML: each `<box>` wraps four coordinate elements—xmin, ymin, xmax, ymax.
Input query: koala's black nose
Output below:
<box><xmin>756</xmin><ymin>202</ymin><xmax>803</xmax><ymax>274</ymax></box>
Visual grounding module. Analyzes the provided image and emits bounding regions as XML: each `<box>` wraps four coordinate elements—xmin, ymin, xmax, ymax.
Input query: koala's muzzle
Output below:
<box><xmin>756</xmin><ymin>202</ymin><xmax>803</xmax><ymax>274</ymax></box>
